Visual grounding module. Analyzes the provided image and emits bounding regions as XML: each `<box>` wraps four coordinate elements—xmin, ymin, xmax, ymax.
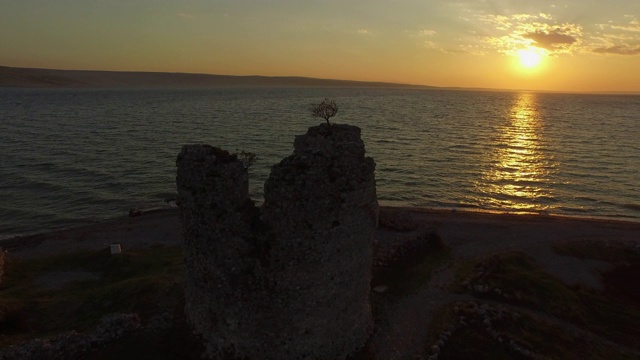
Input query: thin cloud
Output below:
<box><xmin>475</xmin><ymin>14</ymin><xmax>512</xmax><ymax>31</ymax></box>
<box><xmin>598</xmin><ymin>16</ymin><xmax>640</xmax><ymax>32</ymax></box>
<box><xmin>472</xmin><ymin>12</ymin><xmax>583</xmax><ymax>56</ymax></box>
<box><xmin>419</xmin><ymin>29</ymin><xmax>437</xmax><ymax>37</ymax></box>
<box><xmin>599</xmin><ymin>33</ymin><xmax>636</xmax><ymax>41</ymax></box>
<box><xmin>592</xmin><ymin>17</ymin><xmax>640</xmax><ymax>55</ymax></box>
<box><xmin>410</xmin><ymin>28</ymin><xmax>446</xmax><ymax>52</ymax></box>
<box><xmin>593</xmin><ymin>45</ymin><xmax>640</xmax><ymax>55</ymax></box>
<box><xmin>609</xmin><ymin>19</ymin><xmax>640</xmax><ymax>32</ymax></box>
<box><xmin>523</xmin><ymin>30</ymin><xmax>578</xmax><ymax>50</ymax></box>
<box><xmin>177</xmin><ymin>13</ymin><xmax>193</xmax><ymax>19</ymax></box>
<box><xmin>439</xmin><ymin>8</ymin><xmax>638</xmax><ymax>58</ymax></box>
<box><xmin>424</xmin><ymin>40</ymin><xmax>437</xmax><ymax>48</ymax></box>
<box><xmin>357</xmin><ymin>29</ymin><xmax>370</xmax><ymax>35</ymax></box>
<box><xmin>513</xmin><ymin>14</ymin><xmax>537</xmax><ymax>22</ymax></box>
<box><xmin>421</xmin><ymin>39</ymin><xmax>449</xmax><ymax>53</ymax></box>
<box><xmin>457</xmin><ymin>44</ymin><xmax>486</xmax><ymax>56</ymax></box>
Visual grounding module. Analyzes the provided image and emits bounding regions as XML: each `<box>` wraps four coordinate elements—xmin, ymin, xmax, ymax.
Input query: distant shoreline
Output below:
<box><xmin>3</xmin><ymin>65</ymin><xmax>639</xmax><ymax>94</ymax></box>
<box><xmin>0</xmin><ymin>65</ymin><xmax>434</xmax><ymax>90</ymax></box>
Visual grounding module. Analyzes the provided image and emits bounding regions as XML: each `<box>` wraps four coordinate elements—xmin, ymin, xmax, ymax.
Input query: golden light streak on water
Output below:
<box><xmin>476</xmin><ymin>92</ymin><xmax>557</xmax><ymax>212</ymax></box>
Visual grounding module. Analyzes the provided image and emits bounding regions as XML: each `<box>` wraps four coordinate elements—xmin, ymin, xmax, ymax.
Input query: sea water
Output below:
<box><xmin>1</xmin><ymin>87</ymin><xmax>639</xmax><ymax>237</ymax></box>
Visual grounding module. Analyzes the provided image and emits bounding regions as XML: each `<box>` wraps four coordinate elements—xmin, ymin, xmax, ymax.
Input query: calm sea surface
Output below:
<box><xmin>1</xmin><ymin>87</ymin><xmax>639</xmax><ymax>237</ymax></box>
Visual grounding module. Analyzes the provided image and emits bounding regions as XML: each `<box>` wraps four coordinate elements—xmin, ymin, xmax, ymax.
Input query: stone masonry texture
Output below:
<box><xmin>176</xmin><ymin>124</ymin><xmax>378</xmax><ymax>359</ymax></box>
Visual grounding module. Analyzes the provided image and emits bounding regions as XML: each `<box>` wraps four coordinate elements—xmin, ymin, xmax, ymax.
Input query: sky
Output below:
<box><xmin>1</xmin><ymin>0</ymin><xmax>640</xmax><ymax>92</ymax></box>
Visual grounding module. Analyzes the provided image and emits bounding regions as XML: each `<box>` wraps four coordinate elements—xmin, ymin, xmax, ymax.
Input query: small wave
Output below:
<box><xmin>446</xmin><ymin>144</ymin><xmax>470</xmax><ymax>149</ymax></box>
<box><xmin>0</xmin><ymin>232</ymin><xmax>33</xmax><ymax>241</ymax></box>
<box><xmin>573</xmin><ymin>195</ymin><xmax>598</xmax><ymax>202</ymax></box>
<box><xmin>555</xmin><ymin>206</ymin><xmax>592</xmax><ymax>213</ymax></box>
<box><xmin>456</xmin><ymin>203</ymin><xmax>481</xmax><ymax>209</ymax></box>
<box><xmin>621</xmin><ymin>203</ymin><xmax>640</xmax><ymax>212</ymax></box>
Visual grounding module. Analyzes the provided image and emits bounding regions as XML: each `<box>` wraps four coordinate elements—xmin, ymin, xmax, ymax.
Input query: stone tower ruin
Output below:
<box><xmin>176</xmin><ymin>124</ymin><xmax>378</xmax><ymax>360</ymax></box>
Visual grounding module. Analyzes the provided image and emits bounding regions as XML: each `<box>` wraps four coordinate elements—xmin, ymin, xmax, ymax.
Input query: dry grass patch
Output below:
<box><xmin>452</xmin><ymin>250</ymin><xmax>640</xmax><ymax>352</ymax></box>
<box><xmin>0</xmin><ymin>246</ymin><xmax>185</xmax><ymax>348</ymax></box>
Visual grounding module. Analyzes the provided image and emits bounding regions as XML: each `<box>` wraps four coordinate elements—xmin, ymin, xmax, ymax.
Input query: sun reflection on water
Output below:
<box><xmin>475</xmin><ymin>92</ymin><xmax>557</xmax><ymax>212</ymax></box>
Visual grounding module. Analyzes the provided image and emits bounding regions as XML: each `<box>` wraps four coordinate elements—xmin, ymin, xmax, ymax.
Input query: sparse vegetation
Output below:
<box><xmin>0</xmin><ymin>246</ymin><xmax>185</xmax><ymax>348</ymax></box>
<box><xmin>310</xmin><ymin>98</ymin><xmax>338</xmax><ymax>125</ymax></box>
<box><xmin>445</xmin><ymin>249</ymin><xmax>640</xmax><ymax>357</ymax></box>
<box><xmin>234</xmin><ymin>149</ymin><xmax>256</xmax><ymax>169</ymax></box>
<box><xmin>430</xmin><ymin>301</ymin><xmax>636</xmax><ymax>360</ymax></box>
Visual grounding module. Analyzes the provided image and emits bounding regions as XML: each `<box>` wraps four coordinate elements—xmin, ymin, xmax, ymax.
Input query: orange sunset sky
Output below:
<box><xmin>1</xmin><ymin>0</ymin><xmax>639</xmax><ymax>93</ymax></box>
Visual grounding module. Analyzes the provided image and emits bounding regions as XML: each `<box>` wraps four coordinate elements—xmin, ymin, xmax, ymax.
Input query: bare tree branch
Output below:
<box><xmin>310</xmin><ymin>98</ymin><xmax>338</xmax><ymax>125</ymax></box>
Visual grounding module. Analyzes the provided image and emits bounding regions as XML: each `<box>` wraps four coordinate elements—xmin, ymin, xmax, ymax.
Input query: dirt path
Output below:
<box><xmin>369</xmin><ymin>262</ymin><xmax>473</xmax><ymax>360</ymax></box>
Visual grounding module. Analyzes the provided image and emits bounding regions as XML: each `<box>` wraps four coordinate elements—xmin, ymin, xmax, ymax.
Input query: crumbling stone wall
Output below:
<box><xmin>175</xmin><ymin>145</ymin><xmax>265</xmax><ymax>358</ymax></box>
<box><xmin>176</xmin><ymin>124</ymin><xmax>378</xmax><ymax>360</ymax></box>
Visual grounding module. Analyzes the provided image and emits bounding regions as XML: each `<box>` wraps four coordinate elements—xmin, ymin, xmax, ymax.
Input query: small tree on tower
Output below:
<box><xmin>310</xmin><ymin>98</ymin><xmax>338</xmax><ymax>125</ymax></box>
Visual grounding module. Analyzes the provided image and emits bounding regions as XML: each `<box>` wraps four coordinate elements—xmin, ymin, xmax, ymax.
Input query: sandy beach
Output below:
<box><xmin>1</xmin><ymin>209</ymin><xmax>182</xmax><ymax>259</ymax></box>
<box><xmin>3</xmin><ymin>206</ymin><xmax>639</xmax><ymax>262</ymax></box>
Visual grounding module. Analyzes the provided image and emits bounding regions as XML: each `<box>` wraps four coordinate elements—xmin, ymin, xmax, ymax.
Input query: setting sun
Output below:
<box><xmin>517</xmin><ymin>48</ymin><xmax>544</xmax><ymax>68</ymax></box>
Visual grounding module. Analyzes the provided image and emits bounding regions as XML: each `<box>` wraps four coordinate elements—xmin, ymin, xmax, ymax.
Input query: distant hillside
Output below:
<box><xmin>0</xmin><ymin>66</ymin><xmax>433</xmax><ymax>89</ymax></box>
